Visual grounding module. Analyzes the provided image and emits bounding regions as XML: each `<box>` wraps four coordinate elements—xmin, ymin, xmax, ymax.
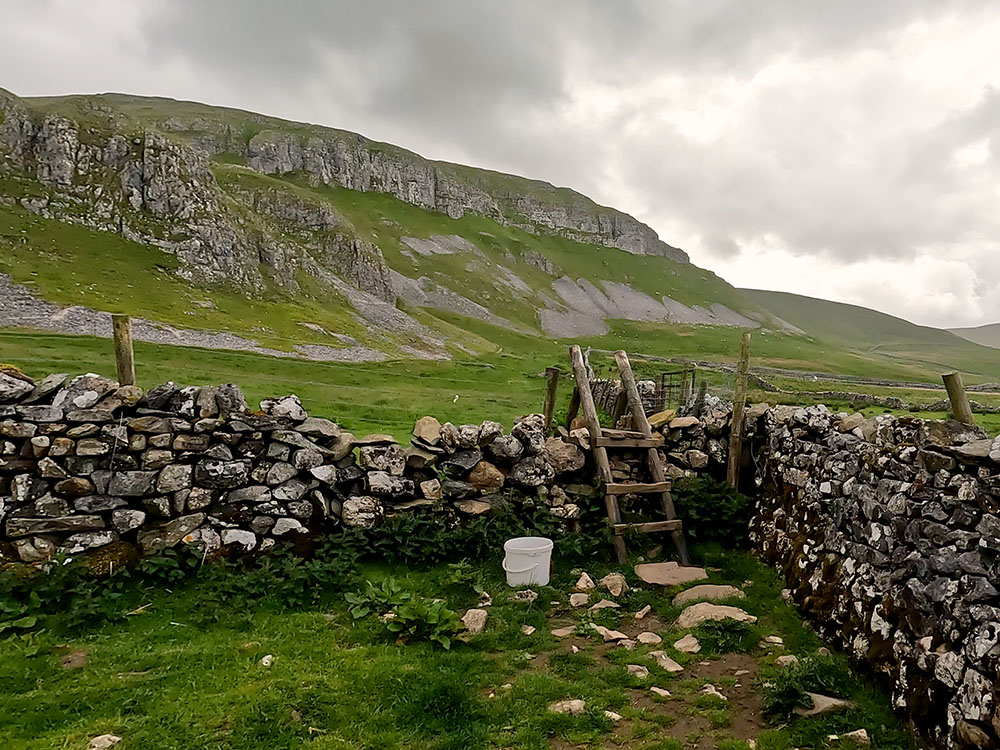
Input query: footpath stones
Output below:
<box><xmin>461</xmin><ymin>608</ymin><xmax>488</xmax><ymax>634</ymax></box>
<box><xmin>635</xmin><ymin>562</ymin><xmax>709</xmax><ymax>587</ymax></box>
<box><xmin>793</xmin><ymin>692</ymin><xmax>858</xmax><ymax>718</ymax></box>
<box><xmin>672</xmin><ymin>584</ymin><xmax>745</xmax><ymax>607</ymax></box>
<box><xmin>548</xmin><ymin>699</ymin><xmax>585</xmax><ymax>715</ymax></box>
<box><xmin>675</xmin><ymin>603</ymin><xmax>758</xmax><ymax>629</ymax></box>
<box><xmin>599</xmin><ymin>572</ymin><xmax>628</xmax><ymax>597</ymax></box>
<box><xmin>647</xmin><ymin>650</ymin><xmax>684</xmax><ymax>672</ymax></box>
<box><xmin>627</xmin><ymin>663</ymin><xmax>649</xmax><ymax>678</ymax></box>
<box><xmin>673</xmin><ymin>634</ymin><xmax>701</xmax><ymax>653</ymax></box>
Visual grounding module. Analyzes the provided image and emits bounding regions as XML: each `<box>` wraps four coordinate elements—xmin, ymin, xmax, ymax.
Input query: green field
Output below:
<box><xmin>4</xmin><ymin>320</ymin><xmax>999</xmax><ymax>440</ymax></box>
<box><xmin>0</xmin><ymin>542</ymin><xmax>916</xmax><ymax>750</ymax></box>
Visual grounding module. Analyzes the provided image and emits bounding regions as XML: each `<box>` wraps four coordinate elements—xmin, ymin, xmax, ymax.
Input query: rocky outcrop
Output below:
<box><xmin>0</xmin><ymin>92</ymin><xmax>398</xmax><ymax>304</ymax></box>
<box><xmin>4</xmin><ymin>89</ymin><xmax>686</xmax><ymax>264</ymax></box>
<box><xmin>241</xmin><ymin>128</ymin><xmax>688</xmax><ymax>262</ymax></box>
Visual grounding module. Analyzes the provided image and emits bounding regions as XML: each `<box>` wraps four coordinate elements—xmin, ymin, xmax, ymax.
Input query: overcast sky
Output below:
<box><xmin>3</xmin><ymin>0</ymin><xmax>999</xmax><ymax>328</ymax></box>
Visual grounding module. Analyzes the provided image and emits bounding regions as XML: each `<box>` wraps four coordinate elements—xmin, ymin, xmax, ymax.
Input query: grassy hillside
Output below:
<box><xmin>950</xmin><ymin>323</ymin><xmax>1000</xmax><ymax>350</ymax></box>
<box><xmin>4</xmin><ymin>88</ymin><xmax>1000</xmax><ymax>424</ymax></box>
<box><xmin>743</xmin><ymin>289</ymin><xmax>1000</xmax><ymax>381</ymax></box>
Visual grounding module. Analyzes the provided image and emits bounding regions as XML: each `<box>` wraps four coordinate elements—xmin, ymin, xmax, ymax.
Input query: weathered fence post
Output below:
<box><xmin>111</xmin><ymin>314</ymin><xmax>136</xmax><ymax>386</ymax></box>
<box><xmin>564</xmin><ymin>387</ymin><xmax>581</xmax><ymax>430</ymax></box>
<box><xmin>693</xmin><ymin>380</ymin><xmax>707</xmax><ymax>418</ymax></box>
<box><xmin>680</xmin><ymin>364</ymin><xmax>691</xmax><ymax>404</ymax></box>
<box><xmin>727</xmin><ymin>331</ymin><xmax>752</xmax><ymax>488</ymax></box>
<box><xmin>543</xmin><ymin>366</ymin><xmax>560</xmax><ymax>433</ymax></box>
<box><xmin>942</xmin><ymin>371</ymin><xmax>975</xmax><ymax>425</ymax></box>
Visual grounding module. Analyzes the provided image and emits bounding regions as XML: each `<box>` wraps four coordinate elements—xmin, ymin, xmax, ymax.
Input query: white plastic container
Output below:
<box><xmin>502</xmin><ymin>536</ymin><xmax>554</xmax><ymax>587</ymax></box>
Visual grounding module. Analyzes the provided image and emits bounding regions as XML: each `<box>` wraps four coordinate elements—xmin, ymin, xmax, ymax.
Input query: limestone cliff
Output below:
<box><xmin>0</xmin><ymin>89</ymin><xmax>396</xmax><ymax>303</ymax></box>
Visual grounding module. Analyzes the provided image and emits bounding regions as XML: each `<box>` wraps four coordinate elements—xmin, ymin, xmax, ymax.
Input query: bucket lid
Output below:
<box><xmin>504</xmin><ymin>536</ymin><xmax>554</xmax><ymax>554</ymax></box>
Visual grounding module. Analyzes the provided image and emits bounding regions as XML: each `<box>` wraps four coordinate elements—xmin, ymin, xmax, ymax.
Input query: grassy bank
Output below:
<box><xmin>0</xmin><ymin>541</ymin><xmax>915</xmax><ymax>750</ymax></box>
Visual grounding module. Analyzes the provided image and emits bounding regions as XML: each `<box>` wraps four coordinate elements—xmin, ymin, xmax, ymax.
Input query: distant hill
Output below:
<box><xmin>950</xmin><ymin>323</ymin><xmax>1000</xmax><ymax>350</ymax></box>
<box><xmin>742</xmin><ymin>289</ymin><xmax>1000</xmax><ymax>379</ymax></box>
<box><xmin>0</xmin><ymin>85</ymin><xmax>997</xmax><ymax>384</ymax></box>
<box><xmin>0</xmin><ymin>86</ymin><xmax>785</xmax><ymax>361</ymax></box>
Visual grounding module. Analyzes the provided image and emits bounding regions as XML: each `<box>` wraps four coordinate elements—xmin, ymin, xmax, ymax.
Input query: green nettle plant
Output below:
<box><xmin>385</xmin><ymin>597</ymin><xmax>463</xmax><ymax>650</ymax></box>
<box><xmin>346</xmin><ymin>579</ymin><xmax>463</xmax><ymax>649</ymax></box>
<box><xmin>345</xmin><ymin>579</ymin><xmax>412</xmax><ymax>619</ymax></box>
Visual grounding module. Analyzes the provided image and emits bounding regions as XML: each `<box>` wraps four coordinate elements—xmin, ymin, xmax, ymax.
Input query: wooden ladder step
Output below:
<box><xmin>613</xmin><ymin>520</ymin><xmax>683</xmax><ymax>535</ymax></box>
<box><xmin>595</xmin><ymin>436</ymin><xmax>663</xmax><ymax>448</ymax></box>
<box><xmin>605</xmin><ymin>481</ymin><xmax>672</xmax><ymax>496</ymax></box>
<box><xmin>601</xmin><ymin>428</ymin><xmax>648</xmax><ymax>439</ymax></box>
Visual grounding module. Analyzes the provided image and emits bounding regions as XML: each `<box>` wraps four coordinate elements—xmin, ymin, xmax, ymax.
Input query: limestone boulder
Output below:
<box><xmin>541</xmin><ymin>438</ymin><xmax>585</xmax><ymax>474</ymax></box>
<box><xmin>675</xmin><ymin>602</ymin><xmax>757</xmax><ymax>629</ymax></box>
<box><xmin>468</xmin><ymin>460</ymin><xmax>504</xmax><ymax>493</ymax></box>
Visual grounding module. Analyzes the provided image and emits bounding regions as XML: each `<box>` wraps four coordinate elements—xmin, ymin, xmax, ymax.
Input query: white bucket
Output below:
<box><xmin>502</xmin><ymin>536</ymin><xmax>554</xmax><ymax>587</ymax></box>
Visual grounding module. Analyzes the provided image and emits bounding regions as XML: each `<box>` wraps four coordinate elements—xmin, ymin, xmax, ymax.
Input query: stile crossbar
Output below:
<box><xmin>569</xmin><ymin>345</ymin><xmax>689</xmax><ymax>564</ymax></box>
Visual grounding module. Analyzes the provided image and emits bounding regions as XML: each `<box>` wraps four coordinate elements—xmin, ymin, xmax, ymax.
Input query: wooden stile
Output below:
<box><xmin>568</xmin><ymin>345</ymin><xmax>689</xmax><ymax>564</ymax></box>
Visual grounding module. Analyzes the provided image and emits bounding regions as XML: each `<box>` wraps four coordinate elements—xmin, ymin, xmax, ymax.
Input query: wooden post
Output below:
<box><xmin>693</xmin><ymin>380</ymin><xmax>707</xmax><ymax>417</ymax></box>
<box><xmin>564</xmin><ymin>387</ymin><xmax>580</xmax><ymax>429</ymax></box>
<box><xmin>610</xmin><ymin>390</ymin><xmax>629</xmax><ymax>428</ymax></box>
<box><xmin>942</xmin><ymin>371</ymin><xmax>975</xmax><ymax>425</ymax></box>
<box><xmin>111</xmin><ymin>314</ymin><xmax>135</xmax><ymax>386</ymax></box>
<box><xmin>542</xmin><ymin>367</ymin><xmax>560</xmax><ymax>433</ymax></box>
<box><xmin>727</xmin><ymin>331</ymin><xmax>752</xmax><ymax>489</ymax></box>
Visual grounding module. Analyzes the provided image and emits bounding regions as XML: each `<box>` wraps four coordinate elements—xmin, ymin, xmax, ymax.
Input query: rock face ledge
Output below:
<box><xmin>0</xmin><ymin>89</ymin><xmax>689</xmax><ymax>307</ymax></box>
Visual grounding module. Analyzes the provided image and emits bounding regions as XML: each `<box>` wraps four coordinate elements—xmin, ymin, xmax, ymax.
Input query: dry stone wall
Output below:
<box><xmin>747</xmin><ymin>405</ymin><xmax>1000</xmax><ymax>749</ymax></box>
<box><xmin>594</xmin><ymin>390</ymin><xmax>1000</xmax><ymax>749</ymax></box>
<box><xmin>0</xmin><ymin>370</ymin><xmax>590</xmax><ymax>565</ymax></box>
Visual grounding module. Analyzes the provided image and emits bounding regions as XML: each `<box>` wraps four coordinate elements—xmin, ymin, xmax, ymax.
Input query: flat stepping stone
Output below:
<box><xmin>599</xmin><ymin>573</ymin><xmax>628</xmax><ymax>596</ymax></box>
<box><xmin>637</xmin><ymin>631</ymin><xmax>662</xmax><ymax>645</ymax></box>
<box><xmin>549</xmin><ymin>699</ymin><xmax>585</xmax><ymax>715</ymax></box>
<box><xmin>635</xmin><ymin>562</ymin><xmax>708</xmax><ymax>587</ymax></box>
<box><xmin>591</xmin><ymin>624</ymin><xmax>629</xmax><ymax>642</ymax></box>
<box><xmin>574</xmin><ymin>572</ymin><xmax>595</xmax><ymax>591</ymax></box>
<box><xmin>672</xmin><ymin>584</ymin><xmax>745</xmax><ymax>607</ymax></box>
<box><xmin>551</xmin><ymin>626</ymin><xmax>575</xmax><ymax>637</ymax></box>
<box><xmin>589</xmin><ymin>599</ymin><xmax>620</xmax><ymax>612</ymax></box>
<box><xmin>675</xmin><ymin>602</ymin><xmax>757</xmax><ymax>629</ymax></box>
<box><xmin>569</xmin><ymin>593</ymin><xmax>589</xmax><ymax>608</ymax></box>
<box><xmin>647</xmin><ymin>650</ymin><xmax>684</xmax><ymax>672</ymax></box>
<box><xmin>627</xmin><ymin>664</ymin><xmax>649</xmax><ymax>678</ymax></box>
<box><xmin>673</xmin><ymin>633</ymin><xmax>701</xmax><ymax>653</ymax></box>
<box><xmin>794</xmin><ymin>692</ymin><xmax>858</xmax><ymax>717</ymax></box>
<box><xmin>650</xmin><ymin>686</ymin><xmax>672</xmax><ymax>698</ymax></box>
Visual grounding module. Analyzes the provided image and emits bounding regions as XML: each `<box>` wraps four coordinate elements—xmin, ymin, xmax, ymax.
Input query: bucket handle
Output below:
<box><xmin>502</xmin><ymin>558</ymin><xmax>537</xmax><ymax>574</ymax></box>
